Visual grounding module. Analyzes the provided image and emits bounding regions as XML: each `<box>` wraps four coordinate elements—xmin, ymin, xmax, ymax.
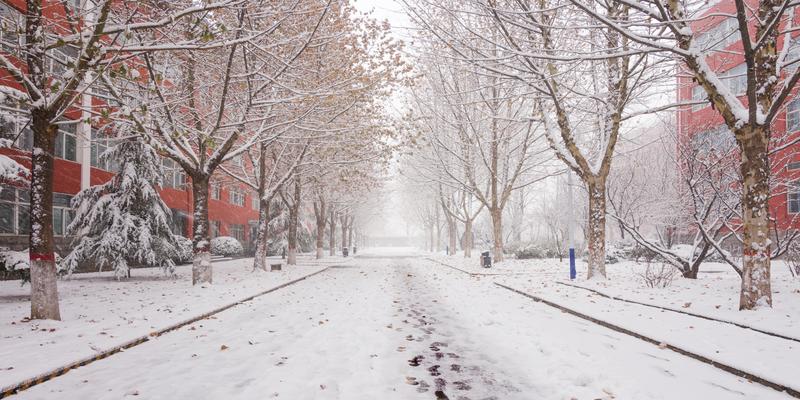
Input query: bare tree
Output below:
<box><xmin>571</xmin><ymin>0</ymin><xmax>800</xmax><ymax>309</ymax></box>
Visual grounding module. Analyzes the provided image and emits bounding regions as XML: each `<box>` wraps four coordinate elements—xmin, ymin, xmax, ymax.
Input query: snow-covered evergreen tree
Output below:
<box><xmin>61</xmin><ymin>138</ymin><xmax>177</xmax><ymax>279</ymax></box>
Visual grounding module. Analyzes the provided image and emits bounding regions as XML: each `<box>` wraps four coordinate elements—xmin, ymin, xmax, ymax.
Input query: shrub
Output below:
<box><xmin>2</xmin><ymin>249</ymin><xmax>61</xmax><ymax>283</ymax></box>
<box><xmin>173</xmin><ymin>236</ymin><xmax>194</xmax><ymax>264</ymax></box>
<box><xmin>638</xmin><ymin>263</ymin><xmax>677</xmax><ymax>288</ymax></box>
<box><xmin>514</xmin><ymin>244</ymin><xmax>546</xmax><ymax>259</ymax></box>
<box><xmin>210</xmin><ymin>236</ymin><xmax>244</xmax><ymax>257</ymax></box>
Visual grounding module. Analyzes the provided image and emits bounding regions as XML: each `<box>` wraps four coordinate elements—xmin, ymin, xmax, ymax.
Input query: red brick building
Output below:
<box><xmin>0</xmin><ymin>0</ymin><xmax>261</xmax><ymax>254</ymax></box>
<box><xmin>677</xmin><ymin>0</ymin><xmax>800</xmax><ymax>231</ymax></box>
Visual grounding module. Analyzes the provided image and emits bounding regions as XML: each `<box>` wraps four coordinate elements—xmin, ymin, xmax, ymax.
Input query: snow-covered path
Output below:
<box><xmin>11</xmin><ymin>254</ymin><xmax>793</xmax><ymax>399</ymax></box>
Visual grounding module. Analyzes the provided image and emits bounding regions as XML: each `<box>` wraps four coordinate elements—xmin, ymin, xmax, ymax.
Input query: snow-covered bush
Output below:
<box><xmin>210</xmin><ymin>236</ymin><xmax>244</xmax><ymax>257</ymax></box>
<box><xmin>172</xmin><ymin>236</ymin><xmax>194</xmax><ymax>264</ymax></box>
<box><xmin>608</xmin><ymin>242</ymin><xmax>659</xmax><ymax>263</ymax></box>
<box><xmin>513</xmin><ymin>244</ymin><xmax>546</xmax><ymax>259</ymax></box>
<box><xmin>1</xmin><ymin>249</ymin><xmax>61</xmax><ymax>283</ymax></box>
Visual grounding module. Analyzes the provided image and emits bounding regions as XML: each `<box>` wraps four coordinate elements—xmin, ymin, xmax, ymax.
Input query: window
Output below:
<box><xmin>54</xmin><ymin>123</ymin><xmax>77</xmax><ymax>161</ymax></box>
<box><xmin>251</xmin><ymin>192</ymin><xmax>259</xmax><ymax>210</ymax></box>
<box><xmin>89</xmin><ymin>84</ymin><xmax>113</xmax><ymax>101</ymax></box>
<box><xmin>785</xmin><ymin>37</ymin><xmax>800</xmax><ymax>72</ymax></box>
<box><xmin>230</xmin><ymin>224</ymin><xmax>245</xmax><ymax>242</ymax></box>
<box><xmin>695</xmin><ymin>18</ymin><xmax>739</xmax><ymax>52</ymax></box>
<box><xmin>0</xmin><ymin>102</ymin><xmax>32</xmax><ymax>150</ymax></box>
<box><xmin>0</xmin><ymin>3</ymin><xmax>24</xmax><ymax>55</ymax></box>
<box><xmin>0</xmin><ymin>185</ymin><xmax>28</xmax><ymax>235</ymax></box>
<box><xmin>47</xmin><ymin>46</ymin><xmax>79</xmax><ymax>76</ymax></box>
<box><xmin>789</xmin><ymin>184</ymin><xmax>800</xmax><ymax>214</ymax></box>
<box><xmin>91</xmin><ymin>129</ymin><xmax>118</xmax><ymax>171</ymax></box>
<box><xmin>692</xmin><ymin>125</ymin><xmax>735</xmax><ymax>153</ymax></box>
<box><xmin>52</xmin><ymin>193</ymin><xmax>75</xmax><ymax>236</ymax></box>
<box><xmin>229</xmin><ymin>187</ymin><xmax>245</xmax><ymax>206</ymax></box>
<box><xmin>210</xmin><ymin>220</ymin><xmax>221</xmax><ymax>238</ymax></box>
<box><xmin>161</xmin><ymin>159</ymin><xmax>186</xmax><ymax>189</ymax></box>
<box><xmin>720</xmin><ymin>64</ymin><xmax>747</xmax><ymax>96</ymax></box>
<box><xmin>788</xmin><ymin>99</ymin><xmax>800</xmax><ymax>133</ymax></box>
<box><xmin>691</xmin><ymin>85</ymin><xmax>707</xmax><ymax>111</ymax></box>
<box><xmin>211</xmin><ymin>183</ymin><xmax>221</xmax><ymax>200</ymax></box>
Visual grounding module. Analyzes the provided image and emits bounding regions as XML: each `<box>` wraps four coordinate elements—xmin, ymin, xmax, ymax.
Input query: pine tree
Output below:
<box><xmin>61</xmin><ymin>138</ymin><xmax>177</xmax><ymax>279</ymax></box>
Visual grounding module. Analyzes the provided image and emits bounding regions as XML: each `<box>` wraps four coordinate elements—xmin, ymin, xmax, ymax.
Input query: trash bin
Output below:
<box><xmin>481</xmin><ymin>251</ymin><xmax>492</xmax><ymax>268</ymax></box>
<box><xmin>342</xmin><ymin>247</ymin><xmax>349</xmax><ymax>257</ymax></box>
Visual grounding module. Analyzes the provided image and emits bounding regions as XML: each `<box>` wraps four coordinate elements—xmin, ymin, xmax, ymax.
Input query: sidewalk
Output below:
<box><xmin>0</xmin><ymin>256</ymin><xmax>348</xmax><ymax>389</ymax></box>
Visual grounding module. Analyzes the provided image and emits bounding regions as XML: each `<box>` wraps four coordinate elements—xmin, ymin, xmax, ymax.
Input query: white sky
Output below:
<box><xmin>351</xmin><ymin>0</ymin><xmax>419</xmax><ymax>239</ymax></box>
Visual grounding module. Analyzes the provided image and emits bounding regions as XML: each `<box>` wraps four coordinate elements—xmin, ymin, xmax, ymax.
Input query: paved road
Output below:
<box><xmin>13</xmin><ymin>255</ymin><xmax>792</xmax><ymax>399</ymax></box>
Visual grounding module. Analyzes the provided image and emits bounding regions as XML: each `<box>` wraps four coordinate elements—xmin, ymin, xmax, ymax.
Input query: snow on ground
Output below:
<box><xmin>429</xmin><ymin>253</ymin><xmax>800</xmax><ymax>337</ymax></box>
<box><xmin>430</xmin><ymin>252</ymin><xmax>800</xmax><ymax>394</ymax></box>
<box><xmin>6</xmin><ymin>251</ymin><xmax>795</xmax><ymax>399</ymax></box>
<box><xmin>0</xmin><ymin>255</ymin><xmax>339</xmax><ymax>389</ymax></box>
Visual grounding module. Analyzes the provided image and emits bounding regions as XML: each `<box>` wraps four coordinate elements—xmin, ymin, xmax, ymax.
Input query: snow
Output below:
<box><xmin>210</xmin><ymin>236</ymin><xmax>244</xmax><ymax>257</ymax></box>
<box><xmin>5</xmin><ymin>252</ymin><xmax>793</xmax><ymax>399</ymax></box>
<box><xmin>0</xmin><ymin>256</ymin><xmax>341</xmax><ymax>389</ymax></box>
<box><xmin>430</xmin><ymin>254</ymin><xmax>800</xmax><ymax>393</ymax></box>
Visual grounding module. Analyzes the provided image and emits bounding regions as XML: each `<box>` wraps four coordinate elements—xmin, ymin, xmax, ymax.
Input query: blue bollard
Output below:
<box><xmin>569</xmin><ymin>248</ymin><xmax>576</xmax><ymax>280</ymax></box>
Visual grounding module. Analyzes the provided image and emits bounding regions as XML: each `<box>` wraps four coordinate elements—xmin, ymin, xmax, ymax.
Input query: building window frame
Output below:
<box><xmin>229</xmin><ymin>187</ymin><xmax>245</xmax><ymax>207</ymax></box>
<box><xmin>695</xmin><ymin>17</ymin><xmax>739</xmax><ymax>52</ymax></box>
<box><xmin>691</xmin><ymin>125</ymin><xmax>736</xmax><ymax>153</ymax></box>
<box><xmin>0</xmin><ymin>103</ymin><xmax>32</xmax><ymax>150</ymax></box>
<box><xmin>0</xmin><ymin>185</ymin><xmax>29</xmax><ymax>235</ymax></box>
<box><xmin>52</xmin><ymin>193</ymin><xmax>75</xmax><ymax>237</ymax></box>
<box><xmin>691</xmin><ymin>85</ymin><xmax>707</xmax><ymax>111</ymax></box>
<box><xmin>210</xmin><ymin>220</ymin><xmax>221</xmax><ymax>238</ymax></box>
<box><xmin>161</xmin><ymin>159</ymin><xmax>187</xmax><ymax>190</ymax></box>
<box><xmin>54</xmin><ymin>122</ymin><xmax>77</xmax><ymax>161</ymax></box>
<box><xmin>230</xmin><ymin>224</ymin><xmax>245</xmax><ymax>242</ymax></box>
<box><xmin>788</xmin><ymin>98</ymin><xmax>800</xmax><ymax>133</ymax></box>
<box><xmin>0</xmin><ymin>3</ymin><xmax>25</xmax><ymax>55</ymax></box>
<box><xmin>211</xmin><ymin>183</ymin><xmax>221</xmax><ymax>200</ymax></box>
<box><xmin>789</xmin><ymin>183</ymin><xmax>800</xmax><ymax>214</ymax></box>
<box><xmin>90</xmin><ymin>128</ymin><xmax>119</xmax><ymax>171</ymax></box>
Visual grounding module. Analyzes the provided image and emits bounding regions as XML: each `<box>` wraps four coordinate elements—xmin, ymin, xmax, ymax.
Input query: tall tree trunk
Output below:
<box><xmin>738</xmin><ymin>125</ymin><xmax>772</xmax><ymax>309</ymax></box>
<box><xmin>448</xmin><ymin>218</ymin><xmax>457</xmax><ymax>256</ymax></box>
<box><xmin>253</xmin><ymin>197</ymin><xmax>271</xmax><ymax>271</ymax></box>
<box><xmin>490</xmin><ymin>207</ymin><xmax>504</xmax><ymax>262</ymax></box>
<box><xmin>329</xmin><ymin>211</ymin><xmax>336</xmax><ymax>256</ymax></box>
<box><xmin>435</xmin><ymin>206</ymin><xmax>441</xmax><ymax>252</ymax></box>
<box><xmin>253</xmin><ymin>146</ymin><xmax>270</xmax><ymax>271</ymax></box>
<box><xmin>314</xmin><ymin>199</ymin><xmax>326</xmax><ymax>259</ymax></box>
<box><xmin>287</xmin><ymin>180</ymin><xmax>301</xmax><ymax>266</ymax></box>
<box><xmin>191</xmin><ymin>175</ymin><xmax>212</xmax><ymax>284</ymax></box>
<box><xmin>464</xmin><ymin>219</ymin><xmax>473</xmax><ymax>258</ymax></box>
<box><xmin>586</xmin><ymin>179</ymin><xmax>607</xmax><ymax>279</ymax></box>
<box><xmin>29</xmin><ymin>117</ymin><xmax>60</xmax><ymax>320</ymax></box>
<box><xmin>347</xmin><ymin>222</ymin><xmax>354</xmax><ymax>251</ymax></box>
<box><xmin>340</xmin><ymin>215</ymin><xmax>348</xmax><ymax>251</ymax></box>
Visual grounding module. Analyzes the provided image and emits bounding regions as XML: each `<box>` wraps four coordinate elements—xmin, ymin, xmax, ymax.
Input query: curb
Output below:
<box><xmin>0</xmin><ymin>267</ymin><xmax>331</xmax><ymax>399</ymax></box>
<box><xmin>556</xmin><ymin>280</ymin><xmax>800</xmax><ymax>344</ymax></box>
<box><xmin>494</xmin><ymin>282</ymin><xmax>800</xmax><ymax>399</ymax></box>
